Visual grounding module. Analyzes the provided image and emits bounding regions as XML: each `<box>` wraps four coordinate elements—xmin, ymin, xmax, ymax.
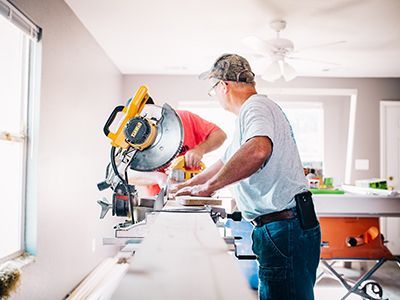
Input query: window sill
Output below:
<box><xmin>0</xmin><ymin>253</ymin><xmax>35</xmax><ymax>270</ymax></box>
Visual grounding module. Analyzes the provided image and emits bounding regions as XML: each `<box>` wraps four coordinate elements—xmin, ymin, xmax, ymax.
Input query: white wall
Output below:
<box><xmin>9</xmin><ymin>0</ymin><xmax>123</xmax><ymax>299</ymax></box>
<box><xmin>122</xmin><ymin>75</ymin><xmax>400</xmax><ymax>183</ymax></box>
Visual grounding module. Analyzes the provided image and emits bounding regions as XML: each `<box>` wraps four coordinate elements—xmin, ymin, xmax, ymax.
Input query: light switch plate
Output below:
<box><xmin>355</xmin><ymin>159</ymin><xmax>369</xmax><ymax>170</ymax></box>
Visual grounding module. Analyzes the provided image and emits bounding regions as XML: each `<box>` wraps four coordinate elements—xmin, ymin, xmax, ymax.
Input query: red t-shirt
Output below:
<box><xmin>176</xmin><ymin>110</ymin><xmax>220</xmax><ymax>156</ymax></box>
<box><xmin>145</xmin><ymin>110</ymin><xmax>220</xmax><ymax>196</ymax></box>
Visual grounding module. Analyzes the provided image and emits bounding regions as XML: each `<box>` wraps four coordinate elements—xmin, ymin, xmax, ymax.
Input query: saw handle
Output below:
<box><xmin>103</xmin><ymin>105</ymin><xmax>124</xmax><ymax>137</ymax></box>
<box><xmin>188</xmin><ymin>161</ymin><xmax>206</xmax><ymax>171</ymax></box>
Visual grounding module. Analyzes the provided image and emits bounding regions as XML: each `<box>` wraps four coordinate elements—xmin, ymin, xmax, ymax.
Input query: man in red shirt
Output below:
<box><xmin>129</xmin><ymin>109</ymin><xmax>227</xmax><ymax>196</ymax></box>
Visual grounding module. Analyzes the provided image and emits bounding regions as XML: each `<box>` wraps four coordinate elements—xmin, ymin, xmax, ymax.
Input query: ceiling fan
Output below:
<box><xmin>242</xmin><ymin>20</ymin><xmax>346</xmax><ymax>82</ymax></box>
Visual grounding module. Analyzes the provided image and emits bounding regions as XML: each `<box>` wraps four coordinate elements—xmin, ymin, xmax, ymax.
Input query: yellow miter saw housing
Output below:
<box><xmin>104</xmin><ymin>85</ymin><xmax>157</xmax><ymax>151</ymax></box>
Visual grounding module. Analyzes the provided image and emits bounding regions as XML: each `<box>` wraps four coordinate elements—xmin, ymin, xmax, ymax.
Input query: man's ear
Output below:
<box><xmin>221</xmin><ymin>81</ymin><xmax>229</xmax><ymax>94</ymax></box>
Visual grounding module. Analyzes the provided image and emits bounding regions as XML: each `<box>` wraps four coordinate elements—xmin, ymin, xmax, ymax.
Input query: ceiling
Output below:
<box><xmin>65</xmin><ymin>0</ymin><xmax>400</xmax><ymax>78</ymax></box>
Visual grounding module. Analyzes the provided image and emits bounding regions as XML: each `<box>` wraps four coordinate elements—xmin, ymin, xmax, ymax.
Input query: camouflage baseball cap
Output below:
<box><xmin>199</xmin><ymin>54</ymin><xmax>255</xmax><ymax>83</ymax></box>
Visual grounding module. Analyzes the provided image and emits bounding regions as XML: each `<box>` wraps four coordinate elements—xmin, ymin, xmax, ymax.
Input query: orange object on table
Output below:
<box><xmin>319</xmin><ymin>217</ymin><xmax>394</xmax><ymax>260</ymax></box>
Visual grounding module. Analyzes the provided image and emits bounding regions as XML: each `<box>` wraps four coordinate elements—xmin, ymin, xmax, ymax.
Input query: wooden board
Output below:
<box><xmin>175</xmin><ymin>195</ymin><xmax>223</xmax><ymax>206</ymax></box>
<box><xmin>112</xmin><ymin>209</ymin><xmax>255</xmax><ymax>300</ymax></box>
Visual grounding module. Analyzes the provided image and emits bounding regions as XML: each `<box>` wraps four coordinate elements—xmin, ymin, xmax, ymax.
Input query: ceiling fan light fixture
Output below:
<box><xmin>260</xmin><ymin>60</ymin><xmax>297</xmax><ymax>82</ymax></box>
<box><xmin>262</xmin><ymin>61</ymin><xmax>281</xmax><ymax>82</ymax></box>
<box><xmin>282</xmin><ymin>61</ymin><xmax>297</xmax><ymax>81</ymax></box>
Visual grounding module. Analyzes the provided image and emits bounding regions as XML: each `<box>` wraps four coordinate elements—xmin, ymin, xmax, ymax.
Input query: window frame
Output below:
<box><xmin>259</xmin><ymin>87</ymin><xmax>358</xmax><ymax>184</ymax></box>
<box><xmin>0</xmin><ymin>4</ymin><xmax>41</xmax><ymax>263</ymax></box>
<box><xmin>276</xmin><ymin>100</ymin><xmax>325</xmax><ymax>167</ymax></box>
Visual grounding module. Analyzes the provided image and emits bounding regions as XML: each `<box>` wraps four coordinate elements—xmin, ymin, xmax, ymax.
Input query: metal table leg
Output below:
<box><xmin>340</xmin><ymin>258</ymin><xmax>387</xmax><ymax>300</ymax></box>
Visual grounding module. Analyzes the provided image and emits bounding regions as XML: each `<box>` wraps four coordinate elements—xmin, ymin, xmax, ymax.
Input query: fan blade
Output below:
<box><xmin>281</xmin><ymin>62</ymin><xmax>297</xmax><ymax>81</ymax></box>
<box><xmin>315</xmin><ymin>0</ymin><xmax>367</xmax><ymax>16</ymax></box>
<box><xmin>288</xmin><ymin>56</ymin><xmax>340</xmax><ymax>66</ymax></box>
<box><xmin>241</xmin><ymin>52</ymin><xmax>265</xmax><ymax>60</ymax></box>
<box><xmin>261</xmin><ymin>61</ymin><xmax>281</xmax><ymax>82</ymax></box>
<box><xmin>294</xmin><ymin>41</ymin><xmax>346</xmax><ymax>53</ymax></box>
<box><xmin>242</xmin><ymin>36</ymin><xmax>278</xmax><ymax>55</ymax></box>
<box><xmin>254</xmin><ymin>0</ymin><xmax>286</xmax><ymax>17</ymax></box>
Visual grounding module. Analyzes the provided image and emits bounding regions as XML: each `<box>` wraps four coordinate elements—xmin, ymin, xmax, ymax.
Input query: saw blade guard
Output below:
<box><xmin>129</xmin><ymin>103</ymin><xmax>183</xmax><ymax>171</ymax></box>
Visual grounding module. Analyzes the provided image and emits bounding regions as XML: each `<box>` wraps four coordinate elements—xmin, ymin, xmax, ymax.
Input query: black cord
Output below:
<box><xmin>110</xmin><ymin>146</ymin><xmax>135</xmax><ymax>223</ymax></box>
<box><xmin>110</xmin><ymin>146</ymin><xmax>125</xmax><ymax>183</ymax></box>
<box><xmin>105</xmin><ymin>163</ymin><xmax>110</xmax><ymax>178</ymax></box>
<box><xmin>124</xmin><ymin>159</ymin><xmax>130</xmax><ymax>184</ymax></box>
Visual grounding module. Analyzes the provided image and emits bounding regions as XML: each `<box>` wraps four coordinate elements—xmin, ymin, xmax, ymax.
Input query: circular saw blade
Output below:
<box><xmin>129</xmin><ymin>103</ymin><xmax>183</xmax><ymax>171</ymax></box>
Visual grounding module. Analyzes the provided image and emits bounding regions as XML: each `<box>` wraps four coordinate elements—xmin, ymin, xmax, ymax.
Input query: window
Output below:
<box><xmin>178</xmin><ymin>100</ymin><xmax>324</xmax><ymax>169</ymax></box>
<box><xmin>277</xmin><ymin>101</ymin><xmax>324</xmax><ymax>169</ymax></box>
<box><xmin>178</xmin><ymin>100</ymin><xmax>324</xmax><ymax>199</ymax></box>
<box><xmin>0</xmin><ymin>1</ymin><xmax>41</xmax><ymax>262</ymax></box>
<box><xmin>178</xmin><ymin>101</ymin><xmax>236</xmax><ymax>167</ymax></box>
<box><xmin>178</xmin><ymin>101</ymin><xmax>236</xmax><ymax>198</ymax></box>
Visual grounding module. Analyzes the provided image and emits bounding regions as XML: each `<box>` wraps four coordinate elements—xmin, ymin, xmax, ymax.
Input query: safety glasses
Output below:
<box><xmin>208</xmin><ymin>80</ymin><xmax>222</xmax><ymax>97</ymax></box>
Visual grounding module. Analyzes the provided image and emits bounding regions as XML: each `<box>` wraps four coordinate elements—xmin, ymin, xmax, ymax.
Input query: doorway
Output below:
<box><xmin>380</xmin><ymin>100</ymin><xmax>400</xmax><ymax>255</ymax></box>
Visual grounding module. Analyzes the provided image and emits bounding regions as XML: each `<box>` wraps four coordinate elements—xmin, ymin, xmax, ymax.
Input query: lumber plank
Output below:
<box><xmin>175</xmin><ymin>195</ymin><xmax>223</xmax><ymax>206</ymax></box>
<box><xmin>112</xmin><ymin>210</ymin><xmax>255</xmax><ymax>300</ymax></box>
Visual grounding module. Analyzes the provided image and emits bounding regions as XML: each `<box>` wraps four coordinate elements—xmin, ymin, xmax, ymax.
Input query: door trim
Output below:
<box><xmin>380</xmin><ymin>100</ymin><xmax>400</xmax><ymax>180</ymax></box>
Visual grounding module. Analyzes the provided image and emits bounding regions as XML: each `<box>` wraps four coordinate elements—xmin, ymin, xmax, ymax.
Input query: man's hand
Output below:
<box><xmin>169</xmin><ymin>181</ymin><xmax>188</xmax><ymax>194</ymax></box>
<box><xmin>184</xmin><ymin>147</ymin><xmax>204</xmax><ymax>168</ymax></box>
<box><xmin>175</xmin><ymin>183</ymin><xmax>214</xmax><ymax>197</ymax></box>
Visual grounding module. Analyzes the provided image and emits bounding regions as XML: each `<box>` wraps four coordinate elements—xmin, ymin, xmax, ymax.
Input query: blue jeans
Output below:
<box><xmin>251</xmin><ymin>214</ymin><xmax>321</xmax><ymax>300</ymax></box>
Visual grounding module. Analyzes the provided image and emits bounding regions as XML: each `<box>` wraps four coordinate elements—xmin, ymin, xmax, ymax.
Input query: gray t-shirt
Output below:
<box><xmin>222</xmin><ymin>94</ymin><xmax>307</xmax><ymax>221</ymax></box>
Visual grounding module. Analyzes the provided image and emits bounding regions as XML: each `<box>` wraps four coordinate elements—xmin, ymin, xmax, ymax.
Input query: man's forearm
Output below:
<box><xmin>186</xmin><ymin>159</ymin><xmax>224</xmax><ymax>186</ymax></box>
<box><xmin>207</xmin><ymin>137</ymin><xmax>272</xmax><ymax>191</ymax></box>
<box><xmin>195</xmin><ymin>129</ymin><xmax>227</xmax><ymax>155</ymax></box>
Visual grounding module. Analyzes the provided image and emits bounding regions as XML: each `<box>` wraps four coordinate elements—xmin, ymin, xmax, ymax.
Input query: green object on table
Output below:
<box><xmin>369</xmin><ymin>181</ymin><xmax>387</xmax><ymax>190</ymax></box>
<box><xmin>309</xmin><ymin>188</ymin><xmax>345</xmax><ymax>194</ymax></box>
<box><xmin>323</xmin><ymin>177</ymin><xmax>333</xmax><ymax>188</ymax></box>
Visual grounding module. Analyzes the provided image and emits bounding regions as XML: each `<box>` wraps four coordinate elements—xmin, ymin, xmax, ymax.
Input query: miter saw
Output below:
<box><xmin>97</xmin><ymin>85</ymin><xmax>183</xmax><ymax>230</ymax></box>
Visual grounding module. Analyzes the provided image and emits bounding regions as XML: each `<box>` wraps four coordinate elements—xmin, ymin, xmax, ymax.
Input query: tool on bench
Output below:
<box><xmin>346</xmin><ymin>226</ymin><xmax>380</xmax><ymax>247</ymax></box>
<box><xmin>168</xmin><ymin>155</ymin><xmax>206</xmax><ymax>183</ymax></box>
<box><xmin>96</xmin><ymin>85</ymin><xmax>183</xmax><ymax>230</ymax></box>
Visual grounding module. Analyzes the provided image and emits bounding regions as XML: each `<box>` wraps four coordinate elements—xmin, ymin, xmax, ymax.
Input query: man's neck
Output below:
<box><xmin>231</xmin><ymin>90</ymin><xmax>257</xmax><ymax>115</ymax></box>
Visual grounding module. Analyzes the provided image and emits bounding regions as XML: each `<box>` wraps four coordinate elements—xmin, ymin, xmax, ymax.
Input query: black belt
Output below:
<box><xmin>251</xmin><ymin>208</ymin><xmax>296</xmax><ymax>227</ymax></box>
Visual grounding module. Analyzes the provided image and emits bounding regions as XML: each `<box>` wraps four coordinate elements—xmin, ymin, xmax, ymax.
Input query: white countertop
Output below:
<box><xmin>313</xmin><ymin>193</ymin><xmax>400</xmax><ymax>217</ymax></box>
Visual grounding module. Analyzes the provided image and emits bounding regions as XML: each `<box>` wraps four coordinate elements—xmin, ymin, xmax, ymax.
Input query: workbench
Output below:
<box><xmin>313</xmin><ymin>193</ymin><xmax>400</xmax><ymax>217</ymax></box>
<box><xmin>313</xmin><ymin>193</ymin><xmax>400</xmax><ymax>299</ymax></box>
<box><xmin>111</xmin><ymin>200</ymin><xmax>256</xmax><ymax>300</ymax></box>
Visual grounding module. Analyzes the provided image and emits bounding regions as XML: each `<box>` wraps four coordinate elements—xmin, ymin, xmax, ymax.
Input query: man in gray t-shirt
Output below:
<box><xmin>175</xmin><ymin>54</ymin><xmax>321</xmax><ymax>300</ymax></box>
<box><xmin>222</xmin><ymin>93</ymin><xmax>307</xmax><ymax>220</ymax></box>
